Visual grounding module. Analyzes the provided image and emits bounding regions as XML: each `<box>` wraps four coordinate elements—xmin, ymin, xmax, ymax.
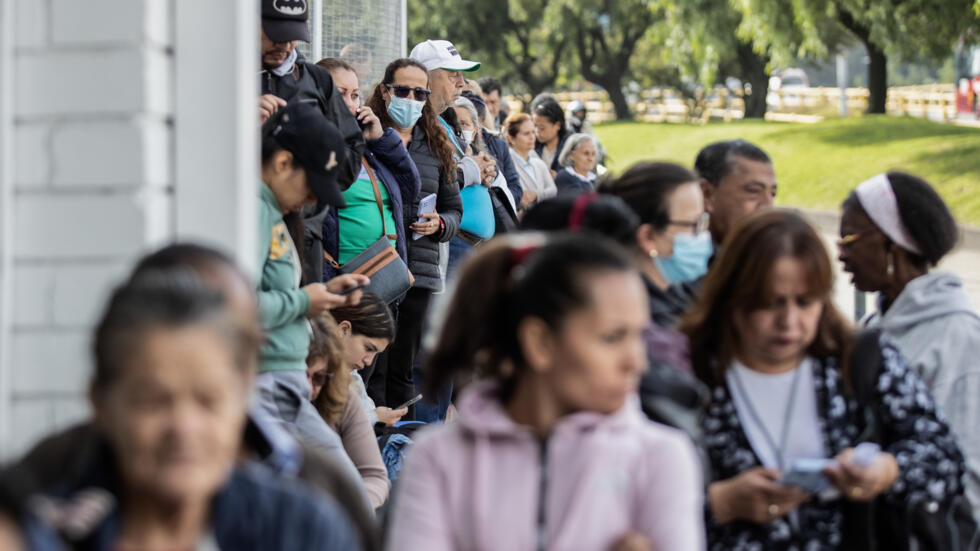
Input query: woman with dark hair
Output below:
<box><xmin>680</xmin><ymin>208</ymin><xmax>966</xmax><ymax>549</ymax></box>
<box><xmin>532</xmin><ymin>100</ymin><xmax>570</xmax><ymax>178</ymax></box>
<box><xmin>33</xmin><ymin>275</ymin><xmax>358</xmax><ymax>550</ymax></box>
<box><xmin>504</xmin><ymin>112</ymin><xmax>556</xmax><ymax>211</ymax></box>
<box><xmin>601</xmin><ymin>162</ymin><xmax>713</xmax><ymax>328</ymax></box>
<box><xmin>307</xmin><ymin>312</ymin><xmax>391</xmax><ymax>509</ymax></box>
<box><xmin>839</xmin><ymin>171</ymin><xmax>980</xmax><ymax>517</ymax></box>
<box><xmin>364</xmin><ymin>58</ymin><xmax>463</xmax><ymax>414</ymax></box>
<box><xmin>387</xmin><ymin>234</ymin><xmax>705</xmax><ymax>550</ymax></box>
<box><xmin>315</xmin><ymin>58</ymin><xmax>421</xmax><ymax>290</ymax></box>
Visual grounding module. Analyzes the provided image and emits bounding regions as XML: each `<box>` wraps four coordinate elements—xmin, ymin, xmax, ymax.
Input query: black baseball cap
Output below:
<box><xmin>265</xmin><ymin>101</ymin><xmax>347</xmax><ymax>208</ymax></box>
<box><xmin>261</xmin><ymin>0</ymin><xmax>311</xmax><ymax>43</ymax></box>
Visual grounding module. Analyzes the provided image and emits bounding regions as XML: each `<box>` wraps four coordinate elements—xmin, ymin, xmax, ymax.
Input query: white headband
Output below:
<box><xmin>854</xmin><ymin>174</ymin><xmax>922</xmax><ymax>255</ymax></box>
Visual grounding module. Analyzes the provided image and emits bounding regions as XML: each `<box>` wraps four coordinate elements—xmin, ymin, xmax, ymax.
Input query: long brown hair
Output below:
<box><xmin>678</xmin><ymin>209</ymin><xmax>853</xmax><ymax>387</ymax></box>
<box><xmin>308</xmin><ymin>313</ymin><xmax>353</xmax><ymax>429</ymax></box>
<box><xmin>366</xmin><ymin>58</ymin><xmax>457</xmax><ymax>183</ymax></box>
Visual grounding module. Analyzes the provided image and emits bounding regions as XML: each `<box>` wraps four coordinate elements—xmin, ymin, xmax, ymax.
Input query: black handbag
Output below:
<box><xmin>843</xmin><ymin>329</ymin><xmax>980</xmax><ymax>551</ymax></box>
<box><xmin>489</xmin><ymin>186</ymin><xmax>518</xmax><ymax>234</ymax></box>
<box><xmin>323</xmin><ymin>159</ymin><xmax>413</xmax><ymax>304</ymax></box>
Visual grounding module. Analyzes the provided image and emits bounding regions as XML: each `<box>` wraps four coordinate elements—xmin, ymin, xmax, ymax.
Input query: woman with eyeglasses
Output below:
<box><xmin>839</xmin><ymin>171</ymin><xmax>980</xmax><ymax>518</ymax></box>
<box><xmin>600</xmin><ymin>162</ymin><xmax>713</xmax><ymax>329</ymax></box>
<box><xmin>363</xmin><ymin>58</ymin><xmax>462</xmax><ymax>417</ymax></box>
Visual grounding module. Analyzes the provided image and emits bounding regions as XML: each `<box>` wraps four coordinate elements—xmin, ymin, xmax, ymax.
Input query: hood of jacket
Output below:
<box><xmin>454</xmin><ymin>380</ymin><xmax>645</xmax><ymax>440</ymax></box>
<box><xmin>872</xmin><ymin>271</ymin><xmax>980</xmax><ymax>331</ymax></box>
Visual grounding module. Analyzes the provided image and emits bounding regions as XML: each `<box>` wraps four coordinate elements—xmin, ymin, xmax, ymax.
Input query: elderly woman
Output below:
<box><xmin>554</xmin><ymin>133</ymin><xmax>598</xmax><ymax>197</ymax></box>
<box><xmin>839</xmin><ymin>171</ymin><xmax>980</xmax><ymax>519</ymax></box>
<box><xmin>504</xmin><ymin>112</ymin><xmax>557</xmax><ymax>210</ymax></box>
<box><xmin>30</xmin><ymin>274</ymin><xmax>359</xmax><ymax>549</ymax></box>
<box><xmin>681</xmin><ymin>208</ymin><xmax>966</xmax><ymax>550</ymax></box>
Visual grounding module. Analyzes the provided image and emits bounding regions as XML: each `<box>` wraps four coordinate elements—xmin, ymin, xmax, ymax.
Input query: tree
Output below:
<box><xmin>558</xmin><ymin>0</ymin><xmax>660</xmax><ymax>120</ymax></box>
<box><xmin>407</xmin><ymin>0</ymin><xmax>569</xmax><ymax>101</ymax></box>
<box><xmin>736</xmin><ymin>0</ymin><xmax>979</xmax><ymax>114</ymax></box>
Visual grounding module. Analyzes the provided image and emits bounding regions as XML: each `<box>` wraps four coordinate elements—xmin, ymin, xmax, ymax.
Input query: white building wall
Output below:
<box><xmin>0</xmin><ymin>0</ymin><xmax>257</xmax><ymax>458</ymax></box>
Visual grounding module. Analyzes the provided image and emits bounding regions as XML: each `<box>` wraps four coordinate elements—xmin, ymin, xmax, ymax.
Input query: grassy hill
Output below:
<box><xmin>595</xmin><ymin>116</ymin><xmax>980</xmax><ymax>226</ymax></box>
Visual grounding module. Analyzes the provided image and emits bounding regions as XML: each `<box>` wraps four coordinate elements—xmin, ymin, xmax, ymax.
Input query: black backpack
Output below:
<box><xmin>842</xmin><ymin>329</ymin><xmax>980</xmax><ymax>551</ymax></box>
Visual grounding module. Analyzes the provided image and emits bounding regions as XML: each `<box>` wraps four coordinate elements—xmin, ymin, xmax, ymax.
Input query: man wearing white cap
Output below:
<box><xmin>409</xmin><ymin>39</ymin><xmax>481</xmax><ymax>118</ymax></box>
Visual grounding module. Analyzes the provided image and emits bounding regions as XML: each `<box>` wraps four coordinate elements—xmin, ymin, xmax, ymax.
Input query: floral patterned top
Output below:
<box><xmin>702</xmin><ymin>335</ymin><xmax>966</xmax><ymax>550</ymax></box>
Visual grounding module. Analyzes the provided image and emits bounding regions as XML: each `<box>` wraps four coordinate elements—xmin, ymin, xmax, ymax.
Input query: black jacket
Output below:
<box><xmin>534</xmin><ymin>132</ymin><xmax>570</xmax><ymax>174</ymax></box>
<box><xmin>261</xmin><ymin>52</ymin><xmax>365</xmax><ymax>192</ymax></box>
<box><xmin>645</xmin><ymin>276</ymin><xmax>701</xmax><ymax>329</ymax></box>
<box><xmin>404</xmin><ymin>124</ymin><xmax>462</xmax><ymax>292</ymax></box>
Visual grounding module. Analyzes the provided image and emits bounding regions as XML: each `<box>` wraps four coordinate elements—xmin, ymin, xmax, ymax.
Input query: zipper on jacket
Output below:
<box><xmin>536</xmin><ymin>436</ymin><xmax>549</xmax><ymax>551</ymax></box>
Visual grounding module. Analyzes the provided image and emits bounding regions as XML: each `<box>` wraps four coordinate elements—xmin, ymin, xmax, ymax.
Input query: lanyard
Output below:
<box><xmin>729</xmin><ymin>363</ymin><xmax>804</xmax><ymax>471</ymax></box>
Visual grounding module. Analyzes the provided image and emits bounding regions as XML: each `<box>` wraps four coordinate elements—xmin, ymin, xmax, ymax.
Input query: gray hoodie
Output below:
<box><xmin>864</xmin><ymin>271</ymin><xmax>980</xmax><ymax>519</ymax></box>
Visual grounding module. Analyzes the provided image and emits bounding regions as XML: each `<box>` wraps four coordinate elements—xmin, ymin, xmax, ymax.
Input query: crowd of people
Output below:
<box><xmin>1</xmin><ymin>1</ymin><xmax>979</xmax><ymax>549</ymax></box>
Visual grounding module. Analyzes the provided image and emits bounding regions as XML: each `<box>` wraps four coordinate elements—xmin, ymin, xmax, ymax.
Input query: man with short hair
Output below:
<box><xmin>477</xmin><ymin>76</ymin><xmax>507</xmax><ymax>129</ymax></box>
<box><xmin>258</xmin><ymin>0</ymin><xmax>364</xmax><ymax>192</ymax></box>
<box><xmin>694</xmin><ymin>139</ymin><xmax>777</xmax><ymax>246</ymax></box>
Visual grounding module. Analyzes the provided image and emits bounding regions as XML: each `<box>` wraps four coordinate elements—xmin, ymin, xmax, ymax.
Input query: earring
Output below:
<box><xmin>649</xmin><ymin>248</ymin><xmax>658</xmax><ymax>259</ymax></box>
<box><xmin>886</xmin><ymin>250</ymin><xmax>895</xmax><ymax>277</ymax></box>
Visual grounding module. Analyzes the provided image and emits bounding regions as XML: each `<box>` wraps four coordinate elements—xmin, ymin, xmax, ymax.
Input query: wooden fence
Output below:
<box><xmin>505</xmin><ymin>84</ymin><xmax>958</xmax><ymax>124</ymax></box>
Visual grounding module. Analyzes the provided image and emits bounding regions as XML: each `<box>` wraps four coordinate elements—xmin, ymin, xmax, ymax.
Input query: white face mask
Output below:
<box><xmin>462</xmin><ymin>129</ymin><xmax>475</xmax><ymax>145</ymax></box>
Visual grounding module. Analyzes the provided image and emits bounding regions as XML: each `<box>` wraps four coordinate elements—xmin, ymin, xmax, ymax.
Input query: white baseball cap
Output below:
<box><xmin>409</xmin><ymin>40</ymin><xmax>481</xmax><ymax>72</ymax></box>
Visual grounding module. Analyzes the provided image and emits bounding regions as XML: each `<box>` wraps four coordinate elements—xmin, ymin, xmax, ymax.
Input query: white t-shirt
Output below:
<box><xmin>539</xmin><ymin>146</ymin><xmax>557</xmax><ymax>170</ymax></box>
<box><xmin>726</xmin><ymin>357</ymin><xmax>826</xmax><ymax>469</ymax></box>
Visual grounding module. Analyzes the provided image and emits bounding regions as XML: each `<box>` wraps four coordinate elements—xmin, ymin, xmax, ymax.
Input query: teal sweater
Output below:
<box><xmin>257</xmin><ymin>183</ymin><xmax>311</xmax><ymax>372</ymax></box>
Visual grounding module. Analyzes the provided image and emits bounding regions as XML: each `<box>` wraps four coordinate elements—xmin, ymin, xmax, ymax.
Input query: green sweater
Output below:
<box><xmin>257</xmin><ymin>183</ymin><xmax>311</xmax><ymax>372</ymax></box>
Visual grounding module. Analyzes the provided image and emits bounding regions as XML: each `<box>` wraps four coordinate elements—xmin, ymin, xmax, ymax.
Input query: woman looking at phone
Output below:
<box><xmin>680</xmin><ymin>209</ymin><xmax>966</xmax><ymax>549</ymax></box>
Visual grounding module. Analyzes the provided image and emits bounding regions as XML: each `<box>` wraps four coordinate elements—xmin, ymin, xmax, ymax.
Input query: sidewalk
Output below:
<box><xmin>802</xmin><ymin>209</ymin><xmax>980</xmax><ymax>320</ymax></box>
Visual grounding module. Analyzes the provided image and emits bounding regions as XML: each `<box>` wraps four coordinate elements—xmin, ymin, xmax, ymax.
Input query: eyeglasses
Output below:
<box><xmin>837</xmin><ymin>230</ymin><xmax>869</xmax><ymax>248</ymax></box>
<box><xmin>668</xmin><ymin>212</ymin><xmax>710</xmax><ymax>234</ymax></box>
<box><xmin>385</xmin><ymin>84</ymin><xmax>431</xmax><ymax>102</ymax></box>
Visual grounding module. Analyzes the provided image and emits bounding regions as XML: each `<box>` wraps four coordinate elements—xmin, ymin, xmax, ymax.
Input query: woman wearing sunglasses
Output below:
<box><xmin>839</xmin><ymin>171</ymin><xmax>980</xmax><ymax>518</ymax></box>
<box><xmin>600</xmin><ymin>162</ymin><xmax>713</xmax><ymax>329</ymax></box>
<box><xmin>364</xmin><ymin>59</ymin><xmax>462</xmax><ymax>417</ymax></box>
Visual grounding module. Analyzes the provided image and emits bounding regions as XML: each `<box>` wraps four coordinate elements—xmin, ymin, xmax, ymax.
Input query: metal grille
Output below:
<box><xmin>299</xmin><ymin>0</ymin><xmax>406</xmax><ymax>94</ymax></box>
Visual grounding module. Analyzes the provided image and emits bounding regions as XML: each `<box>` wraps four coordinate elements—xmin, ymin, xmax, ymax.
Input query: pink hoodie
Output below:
<box><xmin>387</xmin><ymin>382</ymin><xmax>705</xmax><ymax>551</ymax></box>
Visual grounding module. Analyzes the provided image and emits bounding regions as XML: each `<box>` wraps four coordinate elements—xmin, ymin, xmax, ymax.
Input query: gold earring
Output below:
<box><xmin>886</xmin><ymin>251</ymin><xmax>895</xmax><ymax>277</ymax></box>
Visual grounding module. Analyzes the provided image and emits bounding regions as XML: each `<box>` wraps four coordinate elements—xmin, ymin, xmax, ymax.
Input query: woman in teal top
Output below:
<box><xmin>254</xmin><ymin>101</ymin><xmax>369</xmax><ymax>489</ymax></box>
<box><xmin>337</xmin><ymin>164</ymin><xmax>399</xmax><ymax>263</ymax></box>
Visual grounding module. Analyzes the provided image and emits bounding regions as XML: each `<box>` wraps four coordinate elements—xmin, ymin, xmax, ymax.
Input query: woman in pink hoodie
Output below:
<box><xmin>387</xmin><ymin>233</ymin><xmax>705</xmax><ymax>551</ymax></box>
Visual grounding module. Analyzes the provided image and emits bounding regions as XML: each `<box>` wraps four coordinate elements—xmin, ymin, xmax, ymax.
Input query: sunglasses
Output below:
<box><xmin>385</xmin><ymin>84</ymin><xmax>431</xmax><ymax>102</ymax></box>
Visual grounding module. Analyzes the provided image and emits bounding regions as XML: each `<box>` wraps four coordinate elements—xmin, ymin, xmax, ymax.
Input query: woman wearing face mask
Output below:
<box><xmin>306</xmin><ymin>312</ymin><xmax>391</xmax><ymax>509</ymax></box>
<box><xmin>680</xmin><ymin>209</ymin><xmax>966</xmax><ymax>550</ymax></box>
<box><xmin>839</xmin><ymin>172</ymin><xmax>980</xmax><ymax>519</ymax></box>
<box><xmin>504</xmin><ymin>112</ymin><xmax>557</xmax><ymax>211</ymax></box>
<box><xmin>363</xmin><ymin>59</ymin><xmax>462</xmax><ymax>416</ymax></box>
<box><xmin>314</xmin><ymin>58</ymin><xmax>421</xmax><ymax>291</ymax></box>
<box><xmin>387</xmin><ymin>234</ymin><xmax>705</xmax><ymax>551</ymax></box>
<box><xmin>33</xmin><ymin>274</ymin><xmax>359</xmax><ymax>550</ymax></box>
<box><xmin>600</xmin><ymin>162</ymin><xmax>712</xmax><ymax>328</ymax></box>
<box><xmin>554</xmin><ymin>133</ymin><xmax>600</xmax><ymax>196</ymax></box>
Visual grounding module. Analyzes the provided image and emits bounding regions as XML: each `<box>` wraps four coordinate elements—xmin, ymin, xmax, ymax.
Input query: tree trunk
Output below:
<box><xmin>736</xmin><ymin>41</ymin><xmax>769</xmax><ymax>118</ymax></box>
<box><xmin>605</xmin><ymin>82</ymin><xmax>632</xmax><ymax>120</ymax></box>
<box><xmin>865</xmin><ymin>42</ymin><xmax>887</xmax><ymax>114</ymax></box>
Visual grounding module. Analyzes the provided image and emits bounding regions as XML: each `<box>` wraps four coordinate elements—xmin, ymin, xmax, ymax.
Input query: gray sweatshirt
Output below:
<box><xmin>864</xmin><ymin>271</ymin><xmax>980</xmax><ymax>519</ymax></box>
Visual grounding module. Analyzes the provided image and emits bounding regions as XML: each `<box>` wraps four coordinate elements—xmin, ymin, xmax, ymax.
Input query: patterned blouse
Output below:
<box><xmin>702</xmin><ymin>335</ymin><xmax>966</xmax><ymax>550</ymax></box>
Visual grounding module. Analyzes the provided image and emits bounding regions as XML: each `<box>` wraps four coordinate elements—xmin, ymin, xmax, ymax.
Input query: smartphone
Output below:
<box><xmin>337</xmin><ymin>282</ymin><xmax>368</xmax><ymax>296</ymax></box>
<box><xmin>394</xmin><ymin>394</ymin><xmax>423</xmax><ymax>410</ymax></box>
<box><xmin>781</xmin><ymin>458</ymin><xmax>833</xmax><ymax>493</ymax></box>
<box><xmin>413</xmin><ymin>193</ymin><xmax>438</xmax><ymax>240</ymax></box>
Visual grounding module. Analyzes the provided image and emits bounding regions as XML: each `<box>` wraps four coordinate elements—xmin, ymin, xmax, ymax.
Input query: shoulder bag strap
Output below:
<box><xmin>362</xmin><ymin>158</ymin><xmax>397</xmax><ymax>241</ymax></box>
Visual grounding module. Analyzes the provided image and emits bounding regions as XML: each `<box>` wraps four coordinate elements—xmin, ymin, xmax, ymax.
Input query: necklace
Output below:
<box><xmin>729</xmin><ymin>362</ymin><xmax>805</xmax><ymax>471</ymax></box>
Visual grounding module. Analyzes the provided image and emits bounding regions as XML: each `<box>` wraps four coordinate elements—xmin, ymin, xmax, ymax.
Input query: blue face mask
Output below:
<box><xmin>654</xmin><ymin>231</ymin><xmax>713</xmax><ymax>284</ymax></box>
<box><xmin>387</xmin><ymin>96</ymin><xmax>425</xmax><ymax>129</ymax></box>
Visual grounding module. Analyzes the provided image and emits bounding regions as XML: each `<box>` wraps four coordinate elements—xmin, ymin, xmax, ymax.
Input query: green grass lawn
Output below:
<box><xmin>595</xmin><ymin>116</ymin><xmax>980</xmax><ymax>226</ymax></box>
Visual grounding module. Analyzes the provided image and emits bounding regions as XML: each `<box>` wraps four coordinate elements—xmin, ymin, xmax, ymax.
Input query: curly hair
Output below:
<box><xmin>366</xmin><ymin>58</ymin><xmax>457</xmax><ymax>183</ymax></box>
<box><xmin>308</xmin><ymin>313</ymin><xmax>353</xmax><ymax>430</ymax></box>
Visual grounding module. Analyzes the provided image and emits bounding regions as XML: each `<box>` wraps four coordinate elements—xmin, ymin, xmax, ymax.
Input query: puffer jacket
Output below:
<box><xmin>404</xmin><ymin>124</ymin><xmax>462</xmax><ymax>292</ymax></box>
<box><xmin>386</xmin><ymin>381</ymin><xmax>705</xmax><ymax>550</ymax></box>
